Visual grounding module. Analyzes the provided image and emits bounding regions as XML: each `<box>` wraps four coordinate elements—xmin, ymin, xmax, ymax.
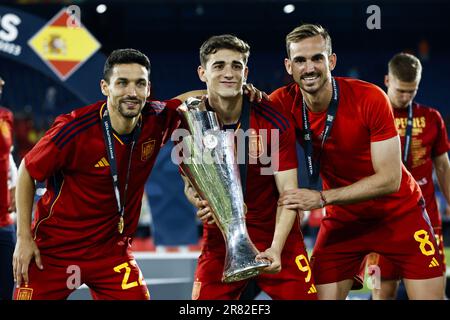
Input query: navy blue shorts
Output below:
<box><xmin>0</xmin><ymin>224</ymin><xmax>16</xmax><ymax>300</ymax></box>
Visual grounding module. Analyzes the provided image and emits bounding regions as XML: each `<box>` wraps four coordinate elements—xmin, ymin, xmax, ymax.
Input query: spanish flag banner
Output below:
<box><xmin>28</xmin><ymin>7</ymin><xmax>100</xmax><ymax>81</ymax></box>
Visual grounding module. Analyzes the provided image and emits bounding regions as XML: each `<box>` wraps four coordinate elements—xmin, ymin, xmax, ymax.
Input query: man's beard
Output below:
<box><xmin>298</xmin><ymin>72</ymin><xmax>327</xmax><ymax>95</ymax></box>
<box><xmin>118</xmin><ymin>100</ymin><xmax>143</xmax><ymax>118</ymax></box>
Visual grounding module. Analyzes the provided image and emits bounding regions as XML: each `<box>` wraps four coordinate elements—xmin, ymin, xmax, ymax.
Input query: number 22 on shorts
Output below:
<box><xmin>113</xmin><ymin>260</ymin><xmax>145</xmax><ymax>290</ymax></box>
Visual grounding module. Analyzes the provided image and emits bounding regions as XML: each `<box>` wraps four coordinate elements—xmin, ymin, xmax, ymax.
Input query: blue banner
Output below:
<box><xmin>0</xmin><ymin>5</ymin><xmax>105</xmax><ymax>103</ymax></box>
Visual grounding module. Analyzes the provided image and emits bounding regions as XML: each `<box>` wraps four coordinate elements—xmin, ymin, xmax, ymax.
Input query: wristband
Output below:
<box><xmin>319</xmin><ymin>191</ymin><xmax>327</xmax><ymax>208</ymax></box>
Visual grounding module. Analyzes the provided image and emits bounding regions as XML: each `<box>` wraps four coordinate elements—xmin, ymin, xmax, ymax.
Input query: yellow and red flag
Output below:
<box><xmin>28</xmin><ymin>8</ymin><xmax>101</xmax><ymax>81</ymax></box>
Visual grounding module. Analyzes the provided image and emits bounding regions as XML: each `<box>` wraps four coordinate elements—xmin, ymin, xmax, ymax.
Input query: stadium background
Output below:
<box><xmin>1</xmin><ymin>0</ymin><xmax>449</xmax><ymax>299</ymax></box>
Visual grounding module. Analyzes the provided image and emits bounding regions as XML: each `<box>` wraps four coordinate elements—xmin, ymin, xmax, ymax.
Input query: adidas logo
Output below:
<box><xmin>307</xmin><ymin>284</ymin><xmax>317</xmax><ymax>294</ymax></box>
<box><xmin>429</xmin><ymin>257</ymin><xmax>440</xmax><ymax>268</ymax></box>
<box><xmin>95</xmin><ymin>157</ymin><xmax>110</xmax><ymax>167</ymax></box>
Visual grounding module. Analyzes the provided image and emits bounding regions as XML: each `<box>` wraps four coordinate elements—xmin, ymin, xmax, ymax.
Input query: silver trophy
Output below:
<box><xmin>178</xmin><ymin>97</ymin><xmax>270</xmax><ymax>283</ymax></box>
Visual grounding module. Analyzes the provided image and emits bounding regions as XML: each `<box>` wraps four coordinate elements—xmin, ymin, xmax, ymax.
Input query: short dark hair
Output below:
<box><xmin>103</xmin><ymin>48</ymin><xmax>151</xmax><ymax>83</ymax></box>
<box><xmin>388</xmin><ymin>53</ymin><xmax>422</xmax><ymax>82</ymax></box>
<box><xmin>199</xmin><ymin>34</ymin><xmax>250</xmax><ymax>66</ymax></box>
<box><xmin>286</xmin><ymin>23</ymin><xmax>332</xmax><ymax>58</ymax></box>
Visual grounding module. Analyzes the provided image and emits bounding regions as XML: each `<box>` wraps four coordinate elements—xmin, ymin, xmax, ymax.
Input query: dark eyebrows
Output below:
<box><xmin>312</xmin><ymin>53</ymin><xmax>326</xmax><ymax>60</ymax></box>
<box><xmin>210</xmin><ymin>60</ymin><xmax>244</xmax><ymax>67</ymax></box>
<box><xmin>396</xmin><ymin>88</ymin><xmax>416</xmax><ymax>93</ymax></box>
<box><xmin>292</xmin><ymin>53</ymin><xmax>326</xmax><ymax>62</ymax></box>
<box><xmin>115</xmin><ymin>77</ymin><xmax>147</xmax><ymax>83</ymax></box>
<box><xmin>292</xmin><ymin>56</ymin><xmax>306</xmax><ymax>62</ymax></box>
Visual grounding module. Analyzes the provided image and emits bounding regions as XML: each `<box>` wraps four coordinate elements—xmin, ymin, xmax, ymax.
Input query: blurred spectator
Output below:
<box><xmin>42</xmin><ymin>86</ymin><xmax>57</xmax><ymax>114</ymax></box>
<box><xmin>14</xmin><ymin>112</ymin><xmax>44</xmax><ymax>161</ymax></box>
<box><xmin>0</xmin><ymin>75</ymin><xmax>16</xmax><ymax>300</ymax></box>
<box><xmin>418</xmin><ymin>39</ymin><xmax>430</xmax><ymax>61</ymax></box>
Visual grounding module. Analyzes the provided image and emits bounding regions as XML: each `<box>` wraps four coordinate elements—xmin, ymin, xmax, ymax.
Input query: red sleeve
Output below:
<box><xmin>363</xmin><ymin>86</ymin><xmax>398</xmax><ymax>142</ymax></box>
<box><xmin>0</xmin><ymin>156</ymin><xmax>8</xmax><ymax>214</ymax></box>
<box><xmin>431</xmin><ymin>109</ymin><xmax>450</xmax><ymax>157</ymax></box>
<box><xmin>0</xmin><ymin>111</ymin><xmax>13</xmax><ymax>214</ymax></box>
<box><xmin>0</xmin><ymin>109</ymin><xmax>13</xmax><ymax>157</ymax></box>
<box><xmin>269</xmin><ymin>88</ymin><xmax>286</xmax><ymax>110</ymax></box>
<box><xmin>275</xmin><ymin>120</ymin><xmax>298</xmax><ymax>172</ymax></box>
<box><xmin>269</xmin><ymin>85</ymin><xmax>296</xmax><ymax>116</ymax></box>
<box><xmin>164</xmin><ymin>98</ymin><xmax>182</xmax><ymax>111</ymax></box>
<box><xmin>161</xmin><ymin>99</ymin><xmax>182</xmax><ymax>146</ymax></box>
<box><xmin>24</xmin><ymin>115</ymin><xmax>75</xmax><ymax>181</ymax></box>
<box><xmin>269</xmin><ymin>106</ymin><xmax>298</xmax><ymax>173</ymax></box>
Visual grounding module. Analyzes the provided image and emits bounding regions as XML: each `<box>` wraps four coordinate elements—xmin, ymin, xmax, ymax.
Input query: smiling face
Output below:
<box><xmin>198</xmin><ymin>48</ymin><xmax>248</xmax><ymax>99</ymax></box>
<box><xmin>100</xmin><ymin>63</ymin><xmax>150</xmax><ymax>118</ymax></box>
<box><xmin>284</xmin><ymin>35</ymin><xmax>336</xmax><ymax>95</ymax></box>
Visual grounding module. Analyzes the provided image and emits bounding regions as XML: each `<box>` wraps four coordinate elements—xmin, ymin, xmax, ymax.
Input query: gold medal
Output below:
<box><xmin>118</xmin><ymin>216</ymin><xmax>124</xmax><ymax>234</ymax></box>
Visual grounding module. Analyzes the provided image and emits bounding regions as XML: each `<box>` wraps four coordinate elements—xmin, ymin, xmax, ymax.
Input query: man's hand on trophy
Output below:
<box><xmin>189</xmin><ymin>192</ymin><xmax>216</xmax><ymax>225</ymax></box>
<box><xmin>182</xmin><ymin>175</ymin><xmax>216</xmax><ymax>225</ymax></box>
<box><xmin>196</xmin><ymin>204</ymin><xmax>216</xmax><ymax>225</ymax></box>
<box><xmin>255</xmin><ymin>248</ymin><xmax>281</xmax><ymax>274</ymax></box>
<box><xmin>243</xmin><ymin>83</ymin><xmax>270</xmax><ymax>102</ymax></box>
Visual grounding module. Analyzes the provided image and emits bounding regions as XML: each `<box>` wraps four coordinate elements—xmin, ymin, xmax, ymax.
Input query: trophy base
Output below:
<box><xmin>222</xmin><ymin>259</ymin><xmax>271</xmax><ymax>283</ymax></box>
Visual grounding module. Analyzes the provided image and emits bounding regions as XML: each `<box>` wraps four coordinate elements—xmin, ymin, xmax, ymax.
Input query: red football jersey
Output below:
<box><xmin>202</xmin><ymin>97</ymin><xmax>301</xmax><ymax>253</ymax></box>
<box><xmin>25</xmin><ymin>100</ymin><xmax>181</xmax><ymax>261</ymax></box>
<box><xmin>394</xmin><ymin>103</ymin><xmax>450</xmax><ymax>228</ymax></box>
<box><xmin>0</xmin><ymin>106</ymin><xmax>13</xmax><ymax>227</ymax></box>
<box><xmin>270</xmin><ymin>77</ymin><xmax>423</xmax><ymax>221</ymax></box>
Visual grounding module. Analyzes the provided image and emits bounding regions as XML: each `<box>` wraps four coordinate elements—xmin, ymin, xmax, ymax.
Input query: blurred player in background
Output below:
<box><xmin>367</xmin><ymin>52</ymin><xmax>450</xmax><ymax>299</ymax></box>
<box><xmin>0</xmin><ymin>75</ymin><xmax>16</xmax><ymax>300</ymax></box>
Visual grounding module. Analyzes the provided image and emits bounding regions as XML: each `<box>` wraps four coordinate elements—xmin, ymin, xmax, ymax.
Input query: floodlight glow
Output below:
<box><xmin>283</xmin><ymin>4</ymin><xmax>295</xmax><ymax>14</ymax></box>
<box><xmin>96</xmin><ymin>4</ymin><xmax>107</xmax><ymax>14</ymax></box>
